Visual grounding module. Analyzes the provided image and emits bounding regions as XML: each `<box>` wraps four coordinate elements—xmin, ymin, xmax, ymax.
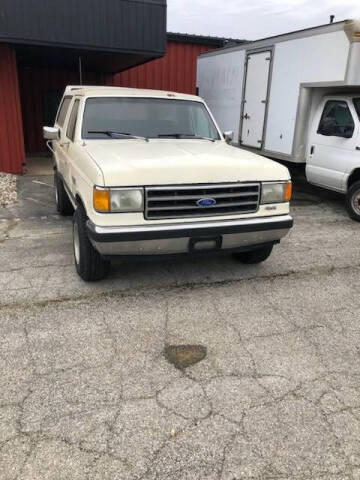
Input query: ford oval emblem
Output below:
<box><xmin>197</xmin><ymin>197</ymin><xmax>216</xmax><ymax>207</ymax></box>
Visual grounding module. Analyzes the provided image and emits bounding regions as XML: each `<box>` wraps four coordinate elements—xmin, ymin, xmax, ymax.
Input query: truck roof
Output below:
<box><xmin>199</xmin><ymin>18</ymin><xmax>360</xmax><ymax>58</ymax></box>
<box><xmin>63</xmin><ymin>85</ymin><xmax>202</xmax><ymax>102</ymax></box>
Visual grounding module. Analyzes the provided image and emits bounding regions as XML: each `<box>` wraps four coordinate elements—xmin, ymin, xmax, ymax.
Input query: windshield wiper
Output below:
<box><xmin>157</xmin><ymin>133</ymin><xmax>216</xmax><ymax>142</ymax></box>
<box><xmin>87</xmin><ymin>131</ymin><xmax>149</xmax><ymax>142</ymax></box>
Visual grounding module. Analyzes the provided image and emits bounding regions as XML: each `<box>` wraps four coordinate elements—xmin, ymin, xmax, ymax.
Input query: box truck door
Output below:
<box><xmin>240</xmin><ymin>51</ymin><xmax>271</xmax><ymax>149</ymax></box>
<box><xmin>306</xmin><ymin>99</ymin><xmax>359</xmax><ymax>191</ymax></box>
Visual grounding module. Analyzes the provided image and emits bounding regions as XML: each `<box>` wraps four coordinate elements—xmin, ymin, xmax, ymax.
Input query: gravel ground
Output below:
<box><xmin>0</xmin><ymin>172</ymin><xmax>17</xmax><ymax>208</ymax></box>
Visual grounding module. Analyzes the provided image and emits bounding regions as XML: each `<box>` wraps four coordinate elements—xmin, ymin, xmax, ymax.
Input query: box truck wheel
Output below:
<box><xmin>346</xmin><ymin>181</ymin><xmax>360</xmax><ymax>222</ymax></box>
<box><xmin>232</xmin><ymin>245</ymin><xmax>273</xmax><ymax>264</ymax></box>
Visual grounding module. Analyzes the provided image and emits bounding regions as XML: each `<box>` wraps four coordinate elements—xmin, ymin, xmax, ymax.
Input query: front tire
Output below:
<box><xmin>73</xmin><ymin>206</ymin><xmax>110</xmax><ymax>281</ymax></box>
<box><xmin>232</xmin><ymin>245</ymin><xmax>273</xmax><ymax>264</ymax></box>
<box><xmin>55</xmin><ymin>171</ymin><xmax>73</xmax><ymax>215</ymax></box>
<box><xmin>346</xmin><ymin>181</ymin><xmax>360</xmax><ymax>222</ymax></box>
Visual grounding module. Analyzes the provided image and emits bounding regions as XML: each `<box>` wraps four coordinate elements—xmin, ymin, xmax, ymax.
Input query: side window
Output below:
<box><xmin>56</xmin><ymin>97</ymin><xmax>72</xmax><ymax>127</ymax></box>
<box><xmin>318</xmin><ymin>100</ymin><xmax>355</xmax><ymax>138</ymax></box>
<box><xmin>66</xmin><ymin>100</ymin><xmax>80</xmax><ymax>141</ymax></box>
<box><xmin>191</xmin><ymin>105</ymin><xmax>217</xmax><ymax>138</ymax></box>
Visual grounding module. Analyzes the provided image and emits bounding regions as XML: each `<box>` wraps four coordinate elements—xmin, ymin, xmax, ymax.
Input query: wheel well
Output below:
<box><xmin>348</xmin><ymin>169</ymin><xmax>360</xmax><ymax>189</ymax></box>
<box><xmin>75</xmin><ymin>194</ymin><xmax>86</xmax><ymax>212</ymax></box>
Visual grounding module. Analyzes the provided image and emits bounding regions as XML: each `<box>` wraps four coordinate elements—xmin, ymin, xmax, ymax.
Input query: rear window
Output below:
<box><xmin>56</xmin><ymin>97</ymin><xmax>71</xmax><ymax>127</ymax></box>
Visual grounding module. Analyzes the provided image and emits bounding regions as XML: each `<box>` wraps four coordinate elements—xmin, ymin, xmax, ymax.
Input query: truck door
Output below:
<box><xmin>240</xmin><ymin>51</ymin><xmax>271</xmax><ymax>149</ymax></box>
<box><xmin>306</xmin><ymin>99</ymin><xmax>359</xmax><ymax>191</ymax></box>
<box><xmin>53</xmin><ymin>96</ymin><xmax>72</xmax><ymax>178</ymax></box>
<box><xmin>61</xmin><ymin>99</ymin><xmax>80</xmax><ymax>195</ymax></box>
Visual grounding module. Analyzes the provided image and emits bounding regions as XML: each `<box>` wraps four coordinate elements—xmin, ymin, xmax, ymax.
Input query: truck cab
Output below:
<box><xmin>306</xmin><ymin>95</ymin><xmax>360</xmax><ymax>220</ymax></box>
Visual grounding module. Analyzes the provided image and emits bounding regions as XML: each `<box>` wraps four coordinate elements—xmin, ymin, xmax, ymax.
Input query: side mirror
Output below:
<box><xmin>223</xmin><ymin>131</ymin><xmax>234</xmax><ymax>144</ymax></box>
<box><xmin>43</xmin><ymin>126</ymin><xmax>60</xmax><ymax>140</ymax></box>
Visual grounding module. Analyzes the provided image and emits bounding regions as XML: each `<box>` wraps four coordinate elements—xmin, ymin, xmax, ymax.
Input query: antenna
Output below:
<box><xmin>330</xmin><ymin>15</ymin><xmax>335</xmax><ymax>24</ymax></box>
<box><xmin>79</xmin><ymin>57</ymin><xmax>83</xmax><ymax>85</ymax></box>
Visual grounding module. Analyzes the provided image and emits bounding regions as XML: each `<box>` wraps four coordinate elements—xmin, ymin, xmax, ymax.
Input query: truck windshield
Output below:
<box><xmin>82</xmin><ymin>97</ymin><xmax>220</xmax><ymax>140</ymax></box>
<box><xmin>353</xmin><ymin>98</ymin><xmax>360</xmax><ymax>120</ymax></box>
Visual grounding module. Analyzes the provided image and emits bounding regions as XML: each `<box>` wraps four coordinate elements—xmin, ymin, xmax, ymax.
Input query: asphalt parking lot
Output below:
<box><xmin>1</xmin><ymin>172</ymin><xmax>360</xmax><ymax>479</ymax></box>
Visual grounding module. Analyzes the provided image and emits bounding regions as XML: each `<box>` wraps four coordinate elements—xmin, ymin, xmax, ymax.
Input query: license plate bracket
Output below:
<box><xmin>189</xmin><ymin>236</ymin><xmax>222</xmax><ymax>252</ymax></box>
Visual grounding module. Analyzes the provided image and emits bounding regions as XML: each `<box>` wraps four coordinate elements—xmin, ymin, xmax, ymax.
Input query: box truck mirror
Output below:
<box><xmin>224</xmin><ymin>131</ymin><xmax>234</xmax><ymax>143</ymax></box>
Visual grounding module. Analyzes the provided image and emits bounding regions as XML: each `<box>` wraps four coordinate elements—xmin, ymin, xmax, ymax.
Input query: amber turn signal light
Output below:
<box><xmin>93</xmin><ymin>187</ymin><xmax>110</xmax><ymax>212</ymax></box>
<box><xmin>284</xmin><ymin>182</ymin><xmax>292</xmax><ymax>202</ymax></box>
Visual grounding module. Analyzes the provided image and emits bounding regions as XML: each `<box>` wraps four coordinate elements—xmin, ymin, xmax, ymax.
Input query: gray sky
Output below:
<box><xmin>167</xmin><ymin>0</ymin><xmax>360</xmax><ymax>40</ymax></box>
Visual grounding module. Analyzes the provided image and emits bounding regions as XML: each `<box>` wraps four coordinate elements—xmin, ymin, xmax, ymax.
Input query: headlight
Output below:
<box><xmin>93</xmin><ymin>187</ymin><xmax>144</xmax><ymax>212</ymax></box>
<box><xmin>261</xmin><ymin>182</ymin><xmax>292</xmax><ymax>204</ymax></box>
<box><xmin>110</xmin><ymin>189</ymin><xmax>144</xmax><ymax>212</ymax></box>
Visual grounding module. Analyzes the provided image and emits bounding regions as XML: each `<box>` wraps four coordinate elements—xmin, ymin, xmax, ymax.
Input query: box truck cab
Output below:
<box><xmin>307</xmin><ymin>95</ymin><xmax>360</xmax><ymax>219</ymax></box>
<box><xmin>197</xmin><ymin>19</ymin><xmax>360</xmax><ymax>220</ymax></box>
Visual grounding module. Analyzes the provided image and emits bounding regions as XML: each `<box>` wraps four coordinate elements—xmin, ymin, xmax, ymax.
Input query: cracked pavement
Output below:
<box><xmin>0</xmin><ymin>173</ymin><xmax>360</xmax><ymax>479</ymax></box>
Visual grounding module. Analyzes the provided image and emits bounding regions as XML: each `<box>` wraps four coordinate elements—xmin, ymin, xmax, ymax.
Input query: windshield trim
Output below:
<box><xmin>80</xmin><ymin>96</ymin><xmax>223</xmax><ymax>141</ymax></box>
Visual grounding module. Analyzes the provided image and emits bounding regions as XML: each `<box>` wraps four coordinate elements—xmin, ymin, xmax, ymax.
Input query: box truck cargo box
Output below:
<box><xmin>197</xmin><ymin>19</ymin><xmax>360</xmax><ymax>220</ymax></box>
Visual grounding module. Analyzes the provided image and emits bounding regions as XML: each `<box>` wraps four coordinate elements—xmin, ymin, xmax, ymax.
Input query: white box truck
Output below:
<box><xmin>197</xmin><ymin>19</ymin><xmax>360</xmax><ymax>220</ymax></box>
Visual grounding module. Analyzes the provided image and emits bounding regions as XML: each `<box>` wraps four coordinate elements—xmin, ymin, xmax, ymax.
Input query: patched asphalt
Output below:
<box><xmin>0</xmin><ymin>172</ymin><xmax>360</xmax><ymax>479</ymax></box>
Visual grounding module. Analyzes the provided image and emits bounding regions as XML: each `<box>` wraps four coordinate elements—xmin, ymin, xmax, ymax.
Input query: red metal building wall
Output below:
<box><xmin>113</xmin><ymin>41</ymin><xmax>215</xmax><ymax>94</ymax></box>
<box><xmin>0</xmin><ymin>44</ymin><xmax>25</xmax><ymax>174</ymax></box>
<box><xmin>18</xmin><ymin>67</ymin><xmax>106</xmax><ymax>154</ymax></box>
<box><xmin>0</xmin><ymin>40</ymin><xmax>218</xmax><ymax>171</ymax></box>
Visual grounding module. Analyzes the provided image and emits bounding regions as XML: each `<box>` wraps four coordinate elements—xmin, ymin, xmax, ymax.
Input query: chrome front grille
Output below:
<box><xmin>145</xmin><ymin>183</ymin><xmax>260</xmax><ymax>220</ymax></box>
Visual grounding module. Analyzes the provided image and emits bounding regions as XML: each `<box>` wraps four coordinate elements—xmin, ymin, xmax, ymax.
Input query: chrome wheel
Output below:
<box><xmin>55</xmin><ymin>184</ymin><xmax>59</xmax><ymax>206</ymax></box>
<box><xmin>351</xmin><ymin>189</ymin><xmax>360</xmax><ymax>216</ymax></box>
<box><xmin>73</xmin><ymin>222</ymin><xmax>80</xmax><ymax>265</ymax></box>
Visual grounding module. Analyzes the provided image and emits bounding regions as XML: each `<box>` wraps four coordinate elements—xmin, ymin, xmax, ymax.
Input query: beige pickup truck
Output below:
<box><xmin>44</xmin><ymin>86</ymin><xmax>293</xmax><ymax>281</ymax></box>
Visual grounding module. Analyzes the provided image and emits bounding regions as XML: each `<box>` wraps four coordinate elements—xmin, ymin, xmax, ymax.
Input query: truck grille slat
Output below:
<box><xmin>148</xmin><ymin>201</ymin><xmax>258</xmax><ymax>211</ymax></box>
<box><xmin>145</xmin><ymin>183</ymin><xmax>260</xmax><ymax>220</ymax></box>
<box><xmin>147</xmin><ymin>191</ymin><xmax>259</xmax><ymax>201</ymax></box>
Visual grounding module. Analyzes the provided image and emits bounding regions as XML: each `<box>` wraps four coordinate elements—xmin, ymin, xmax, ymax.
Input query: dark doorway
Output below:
<box><xmin>17</xmin><ymin>65</ymin><xmax>107</xmax><ymax>155</ymax></box>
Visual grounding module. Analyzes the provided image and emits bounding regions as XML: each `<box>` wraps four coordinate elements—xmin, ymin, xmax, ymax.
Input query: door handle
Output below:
<box><xmin>310</xmin><ymin>145</ymin><xmax>315</xmax><ymax>155</ymax></box>
<box><xmin>243</xmin><ymin>113</ymin><xmax>250</xmax><ymax>120</ymax></box>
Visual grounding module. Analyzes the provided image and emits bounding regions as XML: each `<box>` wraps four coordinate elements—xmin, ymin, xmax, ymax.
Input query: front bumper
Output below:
<box><xmin>86</xmin><ymin>215</ymin><xmax>293</xmax><ymax>257</ymax></box>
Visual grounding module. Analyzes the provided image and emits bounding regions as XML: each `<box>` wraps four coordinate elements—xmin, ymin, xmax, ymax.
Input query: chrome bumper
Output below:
<box><xmin>86</xmin><ymin>215</ymin><xmax>293</xmax><ymax>256</ymax></box>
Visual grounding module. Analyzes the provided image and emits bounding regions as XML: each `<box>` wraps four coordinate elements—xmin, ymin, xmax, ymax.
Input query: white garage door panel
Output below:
<box><xmin>241</xmin><ymin>51</ymin><xmax>271</xmax><ymax>148</ymax></box>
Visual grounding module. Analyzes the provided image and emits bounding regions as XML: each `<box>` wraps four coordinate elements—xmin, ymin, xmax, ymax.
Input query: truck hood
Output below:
<box><xmin>84</xmin><ymin>139</ymin><xmax>290</xmax><ymax>186</ymax></box>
